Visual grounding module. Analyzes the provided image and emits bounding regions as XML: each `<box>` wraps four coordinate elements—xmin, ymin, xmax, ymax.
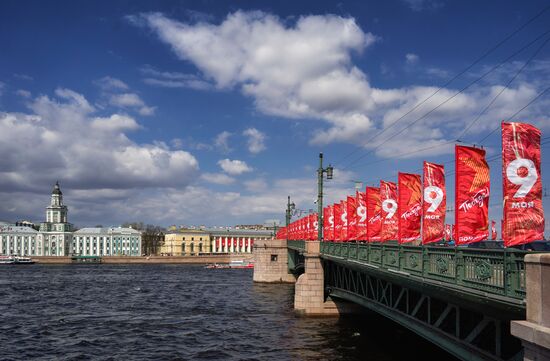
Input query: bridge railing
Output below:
<box><xmin>287</xmin><ymin>240</ymin><xmax>305</xmax><ymax>251</ymax></box>
<box><xmin>319</xmin><ymin>241</ymin><xmax>529</xmax><ymax>301</ymax></box>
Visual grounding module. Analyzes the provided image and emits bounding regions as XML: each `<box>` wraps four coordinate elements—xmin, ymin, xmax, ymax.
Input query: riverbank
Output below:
<box><xmin>31</xmin><ymin>254</ymin><xmax>253</xmax><ymax>264</ymax></box>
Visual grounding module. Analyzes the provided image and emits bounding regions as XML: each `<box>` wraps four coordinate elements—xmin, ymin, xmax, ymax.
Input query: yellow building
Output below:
<box><xmin>160</xmin><ymin>230</ymin><xmax>210</xmax><ymax>256</ymax></box>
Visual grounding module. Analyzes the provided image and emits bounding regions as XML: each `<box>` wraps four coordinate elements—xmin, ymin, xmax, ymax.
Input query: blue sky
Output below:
<box><xmin>0</xmin><ymin>0</ymin><xmax>549</xmax><ymax>231</ymax></box>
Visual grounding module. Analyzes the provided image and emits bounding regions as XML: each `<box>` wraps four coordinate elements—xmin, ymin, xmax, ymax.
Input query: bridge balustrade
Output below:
<box><xmin>286</xmin><ymin>240</ymin><xmax>530</xmax><ymax>301</ymax></box>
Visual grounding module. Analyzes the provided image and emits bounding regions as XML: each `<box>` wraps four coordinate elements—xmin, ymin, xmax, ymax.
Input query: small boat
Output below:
<box><xmin>0</xmin><ymin>255</ymin><xmax>35</xmax><ymax>265</ymax></box>
<box><xmin>205</xmin><ymin>260</ymin><xmax>254</xmax><ymax>269</ymax></box>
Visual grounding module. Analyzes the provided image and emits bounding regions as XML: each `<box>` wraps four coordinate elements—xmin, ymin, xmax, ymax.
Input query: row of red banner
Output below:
<box><xmin>276</xmin><ymin>122</ymin><xmax>545</xmax><ymax>247</ymax></box>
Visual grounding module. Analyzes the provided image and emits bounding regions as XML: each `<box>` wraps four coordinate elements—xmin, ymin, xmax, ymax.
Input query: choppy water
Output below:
<box><xmin>0</xmin><ymin>265</ymin><xmax>457</xmax><ymax>360</ymax></box>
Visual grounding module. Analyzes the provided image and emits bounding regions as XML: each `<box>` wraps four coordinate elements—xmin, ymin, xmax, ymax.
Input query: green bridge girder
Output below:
<box><xmin>286</xmin><ymin>240</ymin><xmax>536</xmax><ymax>361</ymax></box>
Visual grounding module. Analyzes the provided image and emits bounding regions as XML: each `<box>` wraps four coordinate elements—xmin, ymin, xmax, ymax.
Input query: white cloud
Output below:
<box><xmin>135</xmin><ymin>11</ymin><xmax>549</xmax><ymax>160</ymax></box>
<box><xmin>243</xmin><ymin>127</ymin><xmax>266</xmax><ymax>153</ymax></box>
<box><xmin>405</xmin><ymin>53</ymin><xmax>419</xmax><ymax>65</ymax></box>
<box><xmin>244</xmin><ymin>178</ymin><xmax>268</xmax><ymax>192</ymax></box>
<box><xmin>218</xmin><ymin>158</ymin><xmax>252</xmax><ymax>175</ymax></box>
<box><xmin>109</xmin><ymin>92</ymin><xmax>156</xmax><ymax>116</ymax></box>
<box><xmin>201</xmin><ymin>172</ymin><xmax>235</xmax><ymax>185</ymax></box>
<box><xmin>0</xmin><ymin>88</ymin><xmax>199</xmax><ymax>194</ymax></box>
<box><xmin>214</xmin><ymin>131</ymin><xmax>232</xmax><ymax>153</ymax></box>
<box><xmin>140</xmin><ymin>65</ymin><xmax>212</xmax><ymax>90</ymax></box>
<box><xmin>16</xmin><ymin>89</ymin><xmax>31</xmax><ymax>98</ymax></box>
<box><xmin>94</xmin><ymin>76</ymin><xmax>129</xmax><ymax>90</ymax></box>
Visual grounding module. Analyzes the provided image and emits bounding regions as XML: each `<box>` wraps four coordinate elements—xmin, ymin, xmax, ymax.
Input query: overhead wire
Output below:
<box><xmin>341</xmin><ymin>28</ymin><xmax>550</xmax><ymax>171</ymax></box>
<box><xmin>333</xmin><ymin>4</ymin><xmax>550</xmax><ymax>167</ymax></box>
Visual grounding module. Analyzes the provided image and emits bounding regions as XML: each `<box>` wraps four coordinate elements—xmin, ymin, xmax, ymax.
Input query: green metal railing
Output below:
<box><xmin>318</xmin><ymin>241</ymin><xmax>529</xmax><ymax>300</ymax></box>
<box><xmin>287</xmin><ymin>240</ymin><xmax>305</xmax><ymax>252</ymax></box>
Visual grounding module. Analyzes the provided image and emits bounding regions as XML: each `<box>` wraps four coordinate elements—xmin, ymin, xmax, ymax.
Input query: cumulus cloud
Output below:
<box><xmin>133</xmin><ymin>10</ymin><xmax>549</xmax><ymax>160</ymax></box>
<box><xmin>109</xmin><ymin>92</ymin><xmax>156</xmax><ymax>116</ymax></box>
<box><xmin>0</xmin><ymin>88</ymin><xmax>199</xmax><ymax>195</ymax></box>
<box><xmin>218</xmin><ymin>158</ymin><xmax>252</xmax><ymax>175</ymax></box>
<box><xmin>243</xmin><ymin>127</ymin><xmax>266</xmax><ymax>153</ymax></box>
<box><xmin>16</xmin><ymin>89</ymin><xmax>31</xmax><ymax>98</ymax></box>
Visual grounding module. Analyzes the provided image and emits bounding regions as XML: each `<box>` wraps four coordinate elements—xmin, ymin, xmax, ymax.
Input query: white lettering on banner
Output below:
<box><xmin>341</xmin><ymin>211</ymin><xmax>347</xmax><ymax>224</ymax></box>
<box><xmin>511</xmin><ymin>201</ymin><xmax>535</xmax><ymax>209</ymax></box>
<box><xmin>401</xmin><ymin>203</ymin><xmax>422</xmax><ymax>220</ymax></box>
<box><xmin>424</xmin><ymin>215</ymin><xmax>441</xmax><ymax>220</ymax></box>
<box><xmin>506</xmin><ymin>158</ymin><xmax>537</xmax><ymax>198</ymax></box>
<box><xmin>368</xmin><ymin>214</ymin><xmax>381</xmax><ymax>224</ymax></box>
<box><xmin>424</xmin><ymin>186</ymin><xmax>443</xmax><ymax>212</ymax></box>
<box><xmin>328</xmin><ymin>216</ymin><xmax>334</xmax><ymax>226</ymax></box>
<box><xmin>357</xmin><ymin>206</ymin><xmax>367</xmax><ymax>222</ymax></box>
<box><xmin>382</xmin><ymin>199</ymin><xmax>397</xmax><ymax>219</ymax></box>
<box><xmin>458</xmin><ymin>187</ymin><xmax>489</xmax><ymax>213</ymax></box>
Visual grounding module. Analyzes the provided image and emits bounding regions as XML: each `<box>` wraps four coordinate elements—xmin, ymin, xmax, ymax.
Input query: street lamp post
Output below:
<box><xmin>317</xmin><ymin>153</ymin><xmax>333</xmax><ymax>242</ymax></box>
<box><xmin>285</xmin><ymin>196</ymin><xmax>295</xmax><ymax>240</ymax></box>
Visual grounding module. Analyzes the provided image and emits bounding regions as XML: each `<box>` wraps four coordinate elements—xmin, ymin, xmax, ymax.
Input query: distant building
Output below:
<box><xmin>0</xmin><ymin>182</ymin><xmax>141</xmax><ymax>257</ymax></box>
<box><xmin>160</xmin><ymin>230</ymin><xmax>210</xmax><ymax>256</ymax></box>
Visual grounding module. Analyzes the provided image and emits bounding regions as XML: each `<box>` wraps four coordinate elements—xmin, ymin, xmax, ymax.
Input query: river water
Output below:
<box><xmin>0</xmin><ymin>265</ymin><xmax>457</xmax><ymax>360</ymax></box>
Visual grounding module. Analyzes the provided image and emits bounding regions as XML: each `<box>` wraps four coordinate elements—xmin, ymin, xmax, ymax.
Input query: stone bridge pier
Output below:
<box><xmin>511</xmin><ymin>253</ymin><xmax>550</xmax><ymax>361</ymax></box>
<box><xmin>252</xmin><ymin>239</ymin><xmax>296</xmax><ymax>283</ymax></box>
<box><xmin>292</xmin><ymin>241</ymin><xmax>361</xmax><ymax>316</ymax></box>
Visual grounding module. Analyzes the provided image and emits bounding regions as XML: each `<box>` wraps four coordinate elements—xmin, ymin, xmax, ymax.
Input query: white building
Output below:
<box><xmin>72</xmin><ymin>227</ymin><xmax>141</xmax><ymax>256</ymax></box>
<box><xmin>0</xmin><ymin>182</ymin><xmax>141</xmax><ymax>257</ymax></box>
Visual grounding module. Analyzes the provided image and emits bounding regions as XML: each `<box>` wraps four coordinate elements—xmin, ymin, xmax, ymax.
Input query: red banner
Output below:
<box><xmin>312</xmin><ymin>213</ymin><xmax>319</xmax><ymax>241</ymax></box>
<box><xmin>455</xmin><ymin>145</ymin><xmax>490</xmax><ymax>245</ymax></box>
<box><xmin>334</xmin><ymin>203</ymin><xmax>342</xmax><ymax>241</ymax></box>
<box><xmin>398</xmin><ymin>173</ymin><xmax>422</xmax><ymax>244</ymax></box>
<box><xmin>491</xmin><ymin>220</ymin><xmax>497</xmax><ymax>240</ymax></box>
<box><xmin>347</xmin><ymin>195</ymin><xmax>357</xmax><ymax>240</ymax></box>
<box><xmin>380</xmin><ymin>181</ymin><xmax>398</xmax><ymax>241</ymax></box>
<box><xmin>422</xmin><ymin>162</ymin><xmax>446</xmax><ymax>244</ymax></box>
<box><xmin>323</xmin><ymin>207</ymin><xmax>330</xmax><ymax>241</ymax></box>
<box><xmin>445</xmin><ymin>224</ymin><xmax>452</xmax><ymax>241</ymax></box>
<box><xmin>502</xmin><ymin>122</ymin><xmax>545</xmax><ymax>247</ymax></box>
<box><xmin>356</xmin><ymin>191</ymin><xmax>368</xmax><ymax>240</ymax></box>
<box><xmin>340</xmin><ymin>200</ymin><xmax>348</xmax><ymax>241</ymax></box>
<box><xmin>328</xmin><ymin>205</ymin><xmax>334</xmax><ymax>240</ymax></box>
<box><xmin>366</xmin><ymin>187</ymin><xmax>381</xmax><ymax>242</ymax></box>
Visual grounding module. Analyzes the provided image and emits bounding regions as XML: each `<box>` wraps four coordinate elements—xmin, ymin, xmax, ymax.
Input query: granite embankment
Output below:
<box><xmin>32</xmin><ymin>254</ymin><xmax>253</xmax><ymax>264</ymax></box>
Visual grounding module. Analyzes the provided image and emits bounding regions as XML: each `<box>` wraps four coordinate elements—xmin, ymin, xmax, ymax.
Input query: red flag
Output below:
<box><xmin>323</xmin><ymin>207</ymin><xmax>329</xmax><ymax>241</ymax></box>
<box><xmin>366</xmin><ymin>187</ymin><xmax>382</xmax><ymax>242</ymax></box>
<box><xmin>380</xmin><ymin>181</ymin><xmax>398</xmax><ymax>241</ymax></box>
<box><xmin>312</xmin><ymin>213</ymin><xmax>319</xmax><ymax>241</ymax></box>
<box><xmin>327</xmin><ymin>205</ymin><xmax>334</xmax><ymax>240</ymax></box>
<box><xmin>444</xmin><ymin>224</ymin><xmax>452</xmax><ymax>241</ymax></box>
<box><xmin>334</xmin><ymin>203</ymin><xmax>342</xmax><ymax>241</ymax></box>
<box><xmin>356</xmin><ymin>192</ymin><xmax>368</xmax><ymax>240</ymax></box>
<box><xmin>398</xmin><ymin>173</ymin><xmax>422</xmax><ymax>244</ymax></box>
<box><xmin>347</xmin><ymin>195</ymin><xmax>358</xmax><ymax>240</ymax></box>
<box><xmin>455</xmin><ymin>145</ymin><xmax>490</xmax><ymax>245</ymax></box>
<box><xmin>502</xmin><ymin>122</ymin><xmax>545</xmax><ymax>247</ymax></box>
<box><xmin>340</xmin><ymin>200</ymin><xmax>348</xmax><ymax>241</ymax></box>
<box><xmin>422</xmin><ymin>162</ymin><xmax>446</xmax><ymax>244</ymax></box>
<box><xmin>491</xmin><ymin>220</ymin><xmax>497</xmax><ymax>240</ymax></box>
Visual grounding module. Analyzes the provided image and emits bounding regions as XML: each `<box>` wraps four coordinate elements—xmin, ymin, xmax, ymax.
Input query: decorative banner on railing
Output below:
<box><xmin>380</xmin><ymin>180</ymin><xmax>398</xmax><ymax>241</ymax></box>
<box><xmin>312</xmin><ymin>213</ymin><xmax>319</xmax><ymax>241</ymax></box>
<box><xmin>367</xmin><ymin>186</ymin><xmax>381</xmax><ymax>242</ymax></box>
<box><xmin>398</xmin><ymin>173</ymin><xmax>422</xmax><ymax>244</ymax></box>
<box><xmin>356</xmin><ymin>191</ymin><xmax>368</xmax><ymax>240</ymax></box>
<box><xmin>334</xmin><ymin>203</ymin><xmax>342</xmax><ymax>241</ymax></box>
<box><xmin>347</xmin><ymin>195</ymin><xmax>357</xmax><ymax>241</ymax></box>
<box><xmin>455</xmin><ymin>145</ymin><xmax>490</xmax><ymax>245</ymax></box>
<box><xmin>323</xmin><ymin>207</ymin><xmax>330</xmax><ymax>241</ymax></box>
<box><xmin>422</xmin><ymin>161</ymin><xmax>446</xmax><ymax>244</ymax></box>
<box><xmin>502</xmin><ymin>122</ymin><xmax>545</xmax><ymax>247</ymax></box>
<box><xmin>341</xmin><ymin>199</ymin><xmax>348</xmax><ymax>242</ymax></box>
<box><xmin>328</xmin><ymin>205</ymin><xmax>334</xmax><ymax>240</ymax></box>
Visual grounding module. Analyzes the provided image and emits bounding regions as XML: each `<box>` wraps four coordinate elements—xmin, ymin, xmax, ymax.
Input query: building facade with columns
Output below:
<box><xmin>210</xmin><ymin>230</ymin><xmax>272</xmax><ymax>254</ymax></box>
<box><xmin>160</xmin><ymin>230</ymin><xmax>211</xmax><ymax>256</ymax></box>
<box><xmin>0</xmin><ymin>182</ymin><xmax>141</xmax><ymax>257</ymax></box>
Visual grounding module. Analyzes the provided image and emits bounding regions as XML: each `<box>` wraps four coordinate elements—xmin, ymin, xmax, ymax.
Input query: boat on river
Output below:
<box><xmin>205</xmin><ymin>260</ymin><xmax>253</xmax><ymax>269</ymax></box>
<box><xmin>0</xmin><ymin>255</ymin><xmax>35</xmax><ymax>265</ymax></box>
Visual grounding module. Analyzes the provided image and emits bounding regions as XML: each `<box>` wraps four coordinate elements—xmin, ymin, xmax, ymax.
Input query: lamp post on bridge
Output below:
<box><xmin>317</xmin><ymin>153</ymin><xmax>333</xmax><ymax>242</ymax></box>
<box><xmin>285</xmin><ymin>196</ymin><xmax>295</xmax><ymax>240</ymax></box>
